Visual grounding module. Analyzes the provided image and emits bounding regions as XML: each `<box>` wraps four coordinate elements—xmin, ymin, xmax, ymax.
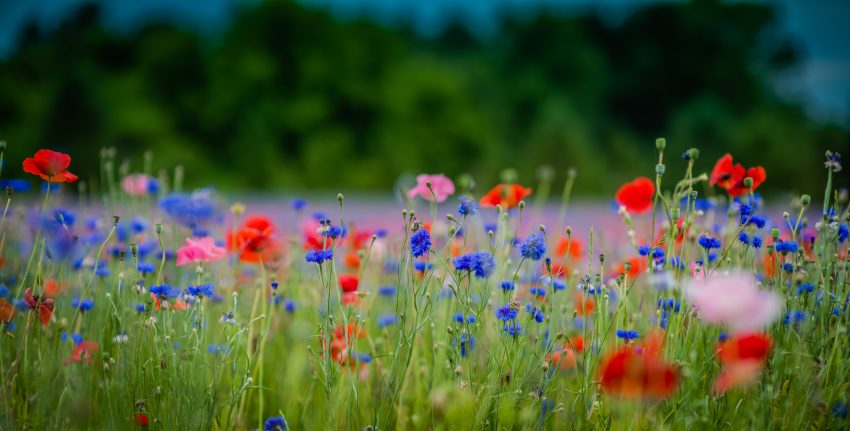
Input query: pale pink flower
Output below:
<box><xmin>122</xmin><ymin>174</ymin><xmax>154</xmax><ymax>196</ymax></box>
<box><xmin>176</xmin><ymin>237</ymin><xmax>227</xmax><ymax>266</ymax></box>
<box><xmin>407</xmin><ymin>174</ymin><xmax>455</xmax><ymax>203</ymax></box>
<box><xmin>686</xmin><ymin>271</ymin><xmax>782</xmax><ymax>332</ymax></box>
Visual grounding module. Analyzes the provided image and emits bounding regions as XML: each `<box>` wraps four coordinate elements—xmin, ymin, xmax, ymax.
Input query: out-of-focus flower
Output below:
<box><xmin>686</xmin><ymin>271</ymin><xmax>782</xmax><ymax>332</ymax></box>
<box><xmin>24</xmin><ymin>288</ymin><xmax>53</xmax><ymax>326</ymax></box>
<box><xmin>407</xmin><ymin>174</ymin><xmax>455</xmax><ymax>202</ymax></box>
<box><xmin>710</xmin><ymin>154</ymin><xmax>766</xmax><ymax>197</ymax></box>
<box><xmin>599</xmin><ymin>332</ymin><xmax>678</xmax><ymax>399</ymax></box>
<box><xmin>122</xmin><ymin>174</ymin><xmax>160</xmax><ymax>196</ymax></box>
<box><xmin>176</xmin><ymin>236</ymin><xmax>227</xmax><ymax>266</ymax></box>
<box><xmin>228</xmin><ymin>215</ymin><xmax>279</xmax><ymax>263</ymax></box>
<box><xmin>480</xmin><ymin>184</ymin><xmax>532</xmax><ymax>209</ymax></box>
<box><xmin>615</xmin><ymin>177</ymin><xmax>655</xmax><ymax>214</ymax></box>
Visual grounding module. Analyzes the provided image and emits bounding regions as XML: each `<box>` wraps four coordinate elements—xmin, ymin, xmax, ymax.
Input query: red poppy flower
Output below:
<box><xmin>0</xmin><ymin>298</ymin><xmax>16</xmax><ymax>322</ymax></box>
<box><xmin>326</xmin><ymin>323</ymin><xmax>365</xmax><ymax>367</ymax></box>
<box><xmin>339</xmin><ymin>274</ymin><xmax>359</xmax><ymax>292</ymax></box>
<box><xmin>713</xmin><ymin>360</ymin><xmax>765</xmax><ymax>394</ymax></box>
<box><xmin>65</xmin><ymin>340</ymin><xmax>99</xmax><ymax>365</ymax></box>
<box><xmin>615</xmin><ymin>177</ymin><xmax>655</xmax><ymax>214</ymax></box>
<box><xmin>134</xmin><ymin>412</ymin><xmax>149</xmax><ymax>427</ymax></box>
<box><xmin>480</xmin><ymin>184</ymin><xmax>532</xmax><ymax>209</ymax></box>
<box><xmin>574</xmin><ymin>293</ymin><xmax>595</xmax><ymax>316</ymax></box>
<box><xmin>228</xmin><ymin>215</ymin><xmax>279</xmax><ymax>263</ymax></box>
<box><xmin>548</xmin><ymin>347</ymin><xmax>576</xmax><ymax>370</ymax></box>
<box><xmin>344</xmin><ymin>251</ymin><xmax>361</xmax><ymax>269</ymax></box>
<box><xmin>22</xmin><ymin>149</ymin><xmax>78</xmax><ymax>183</ymax></box>
<box><xmin>709</xmin><ymin>154</ymin><xmax>766</xmax><ymax>197</ymax></box>
<box><xmin>24</xmin><ymin>288</ymin><xmax>53</xmax><ymax>326</ymax></box>
<box><xmin>568</xmin><ymin>335</ymin><xmax>585</xmax><ymax>353</ymax></box>
<box><xmin>716</xmin><ymin>333</ymin><xmax>772</xmax><ymax>364</ymax></box>
<box><xmin>555</xmin><ymin>238</ymin><xmax>583</xmax><ymax>260</ymax></box>
<box><xmin>599</xmin><ymin>345</ymin><xmax>679</xmax><ymax>399</ymax></box>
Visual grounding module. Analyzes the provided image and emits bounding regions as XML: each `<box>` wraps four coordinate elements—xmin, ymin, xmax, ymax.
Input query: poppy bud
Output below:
<box><xmin>538</xmin><ymin>224</ymin><xmax>546</xmax><ymax>233</ymax></box>
<box><xmin>155</xmin><ymin>223</ymin><xmax>163</xmax><ymax>234</ymax></box>
<box><xmin>743</xmin><ymin>177</ymin><xmax>754</xmax><ymax>188</ymax></box>
<box><xmin>671</xmin><ymin>208</ymin><xmax>680</xmax><ymax>220</ymax></box>
<box><xmin>567</xmin><ymin>167</ymin><xmax>577</xmax><ymax>179</ymax></box>
<box><xmin>599</xmin><ymin>254</ymin><xmax>605</xmax><ymax>264</ymax></box>
<box><xmin>119</xmin><ymin>248</ymin><xmax>126</xmax><ymax>261</ymax></box>
<box><xmin>565</xmin><ymin>226</ymin><xmax>572</xmax><ymax>237</ymax></box>
<box><xmin>5</xmin><ymin>186</ymin><xmax>12</xmax><ymax>197</ymax></box>
<box><xmin>801</xmin><ymin>194</ymin><xmax>811</xmax><ymax>206</ymax></box>
<box><xmin>683</xmin><ymin>148</ymin><xmax>700</xmax><ymax>161</ymax></box>
<box><xmin>337</xmin><ymin>193</ymin><xmax>344</xmax><ymax>204</ymax></box>
<box><xmin>131</xmin><ymin>243</ymin><xmax>138</xmax><ymax>257</ymax></box>
<box><xmin>112</xmin><ymin>215</ymin><xmax>120</xmax><ymax>226</ymax></box>
<box><xmin>656</xmin><ymin>164</ymin><xmax>665</xmax><ymax>175</ymax></box>
<box><xmin>771</xmin><ymin>228</ymin><xmax>780</xmax><ymax>240</ymax></box>
<box><xmin>446</xmin><ymin>214</ymin><xmax>457</xmax><ymax>223</ymax></box>
<box><xmin>448</xmin><ymin>226</ymin><xmax>456</xmax><ymax>236</ymax></box>
<box><xmin>519</xmin><ymin>201</ymin><xmax>526</xmax><ymax>210</ymax></box>
<box><xmin>655</xmin><ymin>137</ymin><xmax>666</xmax><ymax>151</ymax></box>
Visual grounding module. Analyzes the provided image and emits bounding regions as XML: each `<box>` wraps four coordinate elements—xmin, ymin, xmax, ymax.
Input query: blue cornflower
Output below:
<box><xmin>305</xmin><ymin>249</ymin><xmax>333</xmax><ymax>264</ymax></box>
<box><xmin>351</xmin><ymin>352</ymin><xmax>372</xmax><ymax>363</ymax></box>
<box><xmin>453</xmin><ymin>312</ymin><xmax>465</xmax><ymax>323</ymax></box>
<box><xmin>782</xmin><ymin>262</ymin><xmax>794</xmax><ymax>273</ymax></box>
<box><xmin>748</xmin><ymin>215</ymin><xmax>766</xmax><ymax>229</ymax></box>
<box><xmin>484</xmin><ymin>223</ymin><xmax>497</xmax><ymax>234</ymax></box>
<box><xmin>529</xmin><ymin>287</ymin><xmax>547</xmax><ymax>297</ymax></box>
<box><xmin>616</xmin><ymin>329</ymin><xmax>639</xmax><ymax>340</ymax></box>
<box><xmin>0</xmin><ymin>179</ymin><xmax>30</xmax><ymax>193</ymax></box>
<box><xmin>503</xmin><ymin>322</ymin><xmax>522</xmax><ymax>337</ymax></box>
<box><xmin>453</xmin><ymin>252</ymin><xmax>496</xmax><ymax>278</ymax></box>
<box><xmin>657</xmin><ymin>298</ymin><xmax>681</xmax><ymax>312</ymax></box>
<box><xmin>159</xmin><ymin>191</ymin><xmax>217</xmax><ymax>228</ymax></box>
<box><xmin>458</xmin><ymin>196</ymin><xmax>478</xmax><ymax>217</ymax></box>
<box><xmin>652</xmin><ymin>248</ymin><xmax>665</xmax><ymax>259</ymax></box>
<box><xmin>323</xmin><ymin>224</ymin><xmax>348</xmax><ymax>239</ymax></box>
<box><xmin>752</xmin><ymin>236</ymin><xmax>763</xmax><ymax>249</ymax></box>
<box><xmin>95</xmin><ymin>266</ymin><xmax>111</xmax><ymax>278</ymax></box>
<box><xmin>410</xmin><ymin>229</ymin><xmax>431</xmax><ymax>258</ymax></box>
<box><xmin>834</xmin><ymin>402</ymin><xmax>848</xmax><ymax>419</ymax></box>
<box><xmin>264</xmin><ymin>416</ymin><xmax>287</xmax><ymax>431</ymax></box>
<box><xmin>458</xmin><ymin>333</ymin><xmax>474</xmax><ymax>357</ymax></box>
<box><xmin>552</xmin><ymin>279</ymin><xmax>566</xmax><ymax>291</ymax></box>
<box><xmin>638</xmin><ymin>244</ymin><xmax>651</xmax><ymax>256</ymax></box>
<box><xmin>796</xmin><ymin>282</ymin><xmax>815</xmax><ymax>295</ymax></box>
<box><xmin>149</xmin><ymin>284</ymin><xmax>180</xmax><ymax>299</ymax></box>
<box><xmin>383</xmin><ymin>260</ymin><xmax>399</xmax><ymax>274</ymax></box>
<box><xmin>0</xmin><ymin>285</ymin><xmax>8</xmax><ymax>297</ymax></box>
<box><xmin>738</xmin><ymin>231</ymin><xmax>750</xmax><ymax>245</ymax></box>
<box><xmin>135</xmin><ymin>304</ymin><xmax>146</xmax><ymax>313</ymax></box>
<box><xmin>270</xmin><ymin>281</ymin><xmax>279</xmax><ymax>290</ymax></box>
<box><xmin>783</xmin><ymin>310</ymin><xmax>806</xmax><ymax>326</ymax></box>
<box><xmin>290</xmin><ymin>198</ymin><xmax>307</xmax><ymax>211</ymax></box>
<box><xmin>775</xmin><ymin>240</ymin><xmax>799</xmax><ymax>254</ymax></box>
<box><xmin>839</xmin><ymin>224</ymin><xmax>849</xmax><ymax>243</ymax></box>
<box><xmin>414</xmin><ymin>261</ymin><xmax>434</xmax><ymax>272</ymax></box>
<box><xmin>525</xmin><ymin>304</ymin><xmax>545</xmax><ymax>323</ymax></box>
<box><xmin>187</xmin><ymin>283</ymin><xmax>215</xmax><ymax>297</ymax></box>
<box><xmin>284</xmin><ymin>300</ymin><xmax>296</xmax><ymax>313</ymax></box>
<box><xmin>738</xmin><ymin>203</ymin><xmax>752</xmax><ymax>225</ymax></box>
<box><xmin>378</xmin><ymin>314</ymin><xmax>397</xmax><ymax>328</ymax></box>
<box><xmin>207</xmin><ymin>344</ymin><xmax>230</xmax><ymax>356</ymax></box>
<box><xmin>137</xmin><ymin>262</ymin><xmax>156</xmax><ymax>274</ymax></box>
<box><xmin>719</xmin><ymin>333</ymin><xmax>729</xmax><ymax>342</ymax></box>
<box><xmin>698</xmin><ymin>235</ymin><xmax>721</xmax><ymax>250</ymax></box>
<box><xmin>495</xmin><ymin>304</ymin><xmax>518</xmax><ymax>321</ymax></box>
<box><xmin>72</xmin><ymin>297</ymin><xmax>94</xmax><ymax>312</ymax></box>
<box><xmin>520</xmin><ymin>234</ymin><xmax>547</xmax><ymax>261</ymax></box>
<box><xmin>378</xmin><ymin>285</ymin><xmax>397</xmax><ymax>297</ymax></box>
<box><xmin>500</xmin><ymin>281</ymin><xmax>516</xmax><ymax>292</ymax></box>
<box><xmin>453</xmin><ymin>254</ymin><xmax>474</xmax><ymax>272</ymax></box>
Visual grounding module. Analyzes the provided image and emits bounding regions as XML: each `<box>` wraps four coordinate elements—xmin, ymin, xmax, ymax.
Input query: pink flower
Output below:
<box><xmin>686</xmin><ymin>271</ymin><xmax>782</xmax><ymax>332</ymax></box>
<box><xmin>122</xmin><ymin>174</ymin><xmax>155</xmax><ymax>196</ymax></box>
<box><xmin>407</xmin><ymin>174</ymin><xmax>455</xmax><ymax>203</ymax></box>
<box><xmin>176</xmin><ymin>237</ymin><xmax>227</xmax><ymax>266</ymax></box>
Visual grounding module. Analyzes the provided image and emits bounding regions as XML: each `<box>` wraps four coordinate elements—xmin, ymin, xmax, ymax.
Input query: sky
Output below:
<box><xmin>0</xmin><ymin>0</ymin><xmax>847</xmax><ymax>123</ymax></box>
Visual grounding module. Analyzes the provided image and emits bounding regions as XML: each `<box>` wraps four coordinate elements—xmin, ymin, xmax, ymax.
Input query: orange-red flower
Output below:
<box><xmin>709</xmin><ymin>154</ymin><xmax>766</xmax><ymax>197</ymax></box>
<box><xmin>599</xmin><ymin>340</ymin><xmax>679</xmax><ymax>399</ymax></box>
<box><xmin>24</xmin><ymin>288</ymin><xmax>53</xmax><ymax>326</ymax></box>
<box><xmin>549</xmin><ymin>347</ymin><xmax>576</xmax><ymax>370</ymax></box>
<box><xmin>134</xmin><ymin>412</ymin><xmax>149</xmax><ymax>427</ymax></box>
<box><xmin>326</xmin><ymin>323</ymin><xmax>366</xmax><ymax>367</ymax></box>
<box><xmin>555</xmin><ymin>237</ymin><xmax>583</xmax><ymax>260</ymax></box>
<box><xmin>228</xmin><ymin>215</ymin><xmax>279</xmax><ymax>263</ymax></box>
<box><xmin>574</xmin><ymin>292</ymin><xmax>595</xmax><ymax>316</ymax></box>
<box><xmin>713</xmin><ymin>333</ymin><xmax>772</xmax><ymax>394</ymax></box>
<box><xmin>615</xmin><ymin>177</ymin><xmax>655</xmax><ymax>214</ymax></box>
<box><xmin>65</xmin><ymin>340</ymin><xmax>99</xmax><ymax>365</ymax></box>
<box><xmin>480</xmin><ymin>184</ymin><xmax>532</xmax><ymax>209</ymax></box>
<box><xmin>0</xmin><ymin>298</ymin><xmax>16</xmax><ymax>323</ymax></box>
<box><xmin>339</xmin><ymin>274</ymin><xmax>359</xmax><ymax>293</ymax></box>
<box><xmin>344</xmin><ymin>251</ymin><xmax>361</xmax><ymax>269</ymax></box>
<box><xmin>23</xmin><ymin>149</ymin><xmax>78</xmax><ymax>183</ymax></box>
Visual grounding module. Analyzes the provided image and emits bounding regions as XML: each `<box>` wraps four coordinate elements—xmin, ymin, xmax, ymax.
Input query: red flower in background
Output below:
<box><xmin>480</xmin><ymin>184</ymin><xmax>532</xmax><ymax>209</ymax></box>
<box><xmin>615</xmin><ymin>177</ymin><xmax>655</xmax><ymax>214</ymax></box>
<box><xmin>599</xmin><ymin>333</ymin><xmax>679</xmax><ymax>399</ymax></box>
<box><xmin>24</xmin><ymin>288</ymin><xmax>53</xmax><ymax>326</ymax></box>
<box><xmin>23</xmin><ymin>149</ymin><xmax>78</xmax><ymax>183</ymax></box>
<box><xmin>228</xmin><ymin>215</ymin><xmax>279</xmax><ymax>263</ymax></box>
<box><xmin>710</xmin><ymin>154</ymin><xmax>766</xmax><ymax>197</ymax></box>
<box><xmin>65</xmin><ymin>340</ymin><xmax>99</xmax><ymax>365</ymax></box>
<box><xmin>713</xmin><ymin>333</ymin><xmax>772</xmax><ymax>394</ymax></box>
<box><xmin>555</xmin><ymin>237</ymin><xmax>583</xmax><ymax>260</ymax></box>
<box><xmin>326</xmin><ymin>323</ymin><xmax>365</xmax><ymax>367</ymax></box>
<box><xmin>339</xmin><ymin>274</ymin><xmax>359</xmax><ymax>293</ymax></box>
<box><xmin>0</xmin><ymin>298</ymin><xmax>16</xmax><ymax>323</ymax></box>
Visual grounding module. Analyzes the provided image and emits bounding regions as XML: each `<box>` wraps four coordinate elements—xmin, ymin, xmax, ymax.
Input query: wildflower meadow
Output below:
<box><xmin>1</xmin><ymin>141</ymin><xmax>850</xmax><ymax>430</ymax></box>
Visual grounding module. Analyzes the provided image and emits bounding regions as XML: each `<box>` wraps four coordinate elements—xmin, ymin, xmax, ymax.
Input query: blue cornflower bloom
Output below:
<box><xmin>137</xmin><ymin>262</ymin><xmax>156</xmax><ymax>274</ymax></box>
<box><xmin>738</xmin><ymin>231</ymin><xmax>750</xmax><ymax>245</ymax></box>
<box><xmin>207</xmin><ymin>344</ymin><xmax>230</xmax><ymax>356</ymax></box>
<box><xmin>834</xmin><ymin>402</ymin><xmax>848</xmax><ymax>419</ymax></box>
<box><xmin>453</xmin><ymin>252</ymin><xmax>496</xmax><ymax>278</ymax></box>
<box><xmin>72</xmin><ymin>298</ymin><xmax>94</xmax><ymax>312</ymax></box>
<box><xmin>698</xmin><ymin>235</ymin><xmax>721</xmax><ymax>250</ymax></box>
<box><xmin>374</xmin><ymin>229</ymin><xmax>388</xmax><ymax>238</ymax></box>
<box><xmin>458</xmin><ymin>333</ymin><xmax>474</xmax><ymax>357</ymax></box>
<box><xmin>839</xmin><ymin>224</ymin><xmax>849</xmax><ymax>243</ymax></box>
<box><xmin>652</xmin><ymin>248</ymin><xmax>665</xmax><ymax>259</ymax></box>
<box><xmin>529</xmin><ymin>287</ymin><xmax>547</xmax><ymax>297</ymax></box>
<box><xmin>775</xmin><ymin>240</ymin><xmax>799</xmax><ymax>254</ymax></box>
<box><xmin>0</xmin><ymin>285</ymin><xmax>8</xmax><ymax>297</ymax></box>
<box><xmin>752</xmin><ymin>236</ymin><xmax>763</xmax><ymax>249</ymax></box>
<box><xmin>453</xmin><ymin>254</ymin><xmax>474</xmax><ymax>272</ymax></box>
<box><xmin>135</xmin><ymin>304</ymin><xmax>146</xmax><ymax>313</ymax></box>
<box><xmin>657</xmin><ymin>298</ymin><xmax>681</xmax><ymax>312</ymax></box>
<box><xmin>453</xmin><ymin>312</ymin><xmax>465</xmax><ymax>323</ymax></box>
<box><xmin>378</xmin><ymin>285</ymin><xmax>397</xmax><ymax>296</ymax></box>
<box><xmin>351</xmin><ymin>352</ymin><xmax>372</xmax><ymax>363</ymax></box>
<box><xmin>520</xmin><ymin>234</ymin><xmax>547</xmax><ymax>261</ymax></box>
<box><xmin>284</xmin><ymin>300</ymin><xmax>296</xmax><ymax>313</ymax></box>
<box><xmin>290</xmin><ymin>198</ymin><xmax>307</xmax><ymax>211</ymax></box>
<box><xmin>525</xmin><ymin>304</ymin><xmax>545</xmax><ymax>323</ymax></box>
<box><xmin>95</xmin><ymin>266</ymin><xmax>111</xmax><ymax>278</ymax></box>
<box><xmin>305</xmin><ymin>249</ymin><xmax>333</xmax><ymax>264</ymax></box>
<box><xmin>796</xmin><ymin>282</ymin><xmax>815</xmax><ymax>295</ymax></box>
<box><xmin>616</xmin><ymin>329</ymin><xmax>639</xmax><ymax>340</ymax></box>
<box><xmin>552</xmin><ymin>279</ymin><xmax>566</xmax><ymax>291</ymax></box>
<box><xmin>383</xmin><ymin>260</ymin><xmax>399</xmax><ymax>274</ymax></box>
<box><xmin>414</xmin><ymin>261</ymin><xmax>434</xmax><ymax>272</ymax></box>
<box><xmin>159</xmin><ymin>190</ymin><xmax>218</xmax><ymax>228</ymax></box>
<box><xmin>719</xmin><ymin>333</ymin><xmax>729</xmax><ymax>342</ymax></box>
<box><xmin>484</xmin><ymin>223</ymin><xmax>497</xmax><ymax>234</ymax></box>
<box><xmin>500</xmin><ymin>281</ymin><xmax>516</xmax><ymax>292</ymax></box>
<box><xmin>378</xmin><ymin>314</ymin><xmax>397</xmax><ymax>328</ymax></box>
<box><xmin>503</xmin><ymin>322</ymin><xmax>522</xmax><ymax>337</ymax></box>
<box><xmin>410</xmin><ymin>229</ymin><xmax>431</xmax><ymax>258</ymax></box>
<box><xmin>71</xmin><ymin>333</ymin><xmax>84</xmax><ymax>345</ymax></box>
<box><xmin>495</xmin><ymin>304</ymin><xmax>518</xmax><ymax>321</ymax></box>
<box><xmin>782</xmin><ymin>262</ymin><xmax>794</xmax><ymax>273</ymax></box>
<box><xmin>323</xmin><ymin>224</ymin><xmax>348</xmax><ymax>239</ymax></box>
<box><xmin>130</xmin><ymin>216</ymin><xmax>148</xmax><ymax>234</ymax></box>
<box><xmin>458</xmin><ymin>196</ymin><xmax>478</xmax><ymax>217</ymax></box>
<box><xmin>0</xmin><ymin>179</ymin><xmax>30</xmax><ymax>193</ymax></box>
<box><xmin>783</xmin><ymin>310</ymin><xmax>806</xmax><ymax>326</ymax></box>
<box><xmin>264</xmin><ymin>416</ymin><xmax>287</xmax><ymax>431</ymax></box>
<box><xmin>638</xmin><ymin>245</ymin><xmax>651</xmax><ymax>256</ymax></box>
<box><xmin>149</xmin><ymin>284</ymin><xmax>180</xmax><ymax>299</ymax></box>
<box><xmin>187</xmin><ymin>283</ymin><xmax>215</xmax><ymax>297</ymax></box>
<box><xmin>738</xmin><ymin>203</ymin><xmax>752</xmax><ymax>225</ymax></box>
<box><xmin>748</xmin><ymin>215</ymin><xmax>766</xmax><ymax>229</ymax></box>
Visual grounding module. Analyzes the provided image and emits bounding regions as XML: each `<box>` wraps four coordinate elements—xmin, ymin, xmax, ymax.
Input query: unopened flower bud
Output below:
<box><xmin>655</xmin><ymin>137</ymin><xmax>666</xmax><ymax>151</ymax></box>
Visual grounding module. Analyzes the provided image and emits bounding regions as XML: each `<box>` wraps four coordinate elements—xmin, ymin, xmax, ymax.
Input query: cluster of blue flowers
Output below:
<box><xmin>525</xmin><ymin>304</ymin><xmax>545</xmax><ymax>323</ymax></box>
<box><xmin>186</xmin><ymin>283</ymin><xmax>215</xmax><ymax>297</ymax></box>
<box><xmin>775</xmin><ymin>240</ymin><xmax>799</xmax><ymax>254</ymax></box>
<box><xmin>452</xmin><ymin>252</ymin><xmax>496</xmax><ymax>278</ymax></box>
<box><xmin>72</xmin><ymin>297</ymin><xmax>94</xmax><ymax>312</ymax></box>
<box><xmin>698</xmin><ymin>235</ymin><xmax>721</xmax><ymax>250</ymax></box>
<box><xmin>305</xmin><ymin>249</ymin><xmax>333</xmax><ymax>264</ymax></box>
<box><xmin>150</xmin><ymin>284</ymin><xmax>180</xmax><ymax>299</ymax></box>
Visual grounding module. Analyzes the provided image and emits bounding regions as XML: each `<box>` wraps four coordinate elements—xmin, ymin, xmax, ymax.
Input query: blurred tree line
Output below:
<box><xmin>0</xmin><ymin>0</ymin><xmax>847</xmax><ymax>195</ymax></box>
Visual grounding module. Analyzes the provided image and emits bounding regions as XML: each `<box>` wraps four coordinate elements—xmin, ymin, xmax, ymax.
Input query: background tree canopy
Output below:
<box><xmin>0</xmin><ymin>0</ymin><xmax>847</xmax><ymax>196</ymax></box>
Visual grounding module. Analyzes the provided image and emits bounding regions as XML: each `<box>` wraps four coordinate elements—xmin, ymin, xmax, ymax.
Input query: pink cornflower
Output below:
<box><xmin>176</xmin><ymin>236</ymin><xmax>227</xmax><ymax>266</ymax></box>
<box><xmin>407</xmin><ymin>174</ymin><xmax>455</xmax><ymax>203</ymax></box>
<box><xmin>686</xmin><ymin>271</ymin><xmax>782</xmax><ymax>332</ymax></box>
